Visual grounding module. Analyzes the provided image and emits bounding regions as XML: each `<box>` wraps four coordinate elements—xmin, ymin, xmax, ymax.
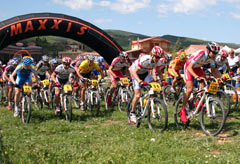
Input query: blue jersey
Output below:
<box><xmin>14</xmin><ymin>64</ymin><xmax>36</xmax><ymax>79</ymax></box>
<box><xmin>97</xmin><ymin>62</ymin><xmax>105</xmax><ymax>70</ymax></box>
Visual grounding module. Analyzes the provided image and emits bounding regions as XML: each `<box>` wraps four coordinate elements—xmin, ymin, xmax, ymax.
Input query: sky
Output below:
<box><xmin>0</xmin><ymin>0</ymin><xmax>240</xmax><ymax>44</ymax></box>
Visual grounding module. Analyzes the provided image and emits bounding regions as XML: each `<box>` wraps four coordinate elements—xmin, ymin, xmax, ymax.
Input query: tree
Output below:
<box><xmin>173</xmin><ymin>38</ymin><xmax>182</xmax><ymax>52</ymax></box>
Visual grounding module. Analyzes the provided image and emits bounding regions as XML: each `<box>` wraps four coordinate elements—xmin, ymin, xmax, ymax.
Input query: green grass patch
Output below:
<box><xmin>1</xmin><ymin>103</ymin><xmax>240</xmax><ymax>163</ymax></box>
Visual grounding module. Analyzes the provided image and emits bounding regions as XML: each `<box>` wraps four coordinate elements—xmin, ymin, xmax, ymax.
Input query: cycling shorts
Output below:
<box><xmin>15</xmin><ymin>74</ymin><xmax>32</xmax><ymax>87</ymax></box>
<box><xmin>110</xmin><ymin>70</ymin><xmax>123</xmax><ymax>82</ymax></box>
<box><xmin>131</xmin><ymin>73</ymin><xmax>153</xmax><ymax>90</ymax></box>
<box><xmin>56</xmin><ymin>77</ymin><xmax>69</xmax><ymax>87</ymax></box>
<box><xmin>184</xmin><ymin>62</ymin><xmax>205</xmax><ymax>82</ymax></box>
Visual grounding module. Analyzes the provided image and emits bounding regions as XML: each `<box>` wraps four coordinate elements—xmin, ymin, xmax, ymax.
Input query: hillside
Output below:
<box><xmin>21</xmin><ymin>30</ymin><xmax>240</xmax><ymax>56</ymax></box>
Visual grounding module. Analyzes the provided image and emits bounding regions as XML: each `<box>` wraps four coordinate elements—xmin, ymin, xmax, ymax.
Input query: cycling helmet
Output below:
<box><xmin>77</xmin><ymin>55</ymin><xmax>83</xmax><ymax>60</ymax></box>
<box><xmin>177</xmin><ymin>49</ymin><xmax>185</xmax><ymax>55</ymax></box>
<box><xmin>98</xmin><ymin>56</ymin><xmax>104</xmax><ymax>63</ymax></box>
<box><xmin>219</xmin><ymin>49</ymin><xmax>228</xmax><ymax>58</ymax></box>
<box><xmin>42</xmin><ymin>55</ymin><xmax>49</xmax><ymax>62</ymax></box>
<box><xmin>119</xmin><ymin>51</ymin><xmax>128</xmax><ymax>58</ymax></box>
<box><xmin>88</xmin><ymin>55</ymin><xmax>95</xmax><ymax>62</ymax></box>
<box><xmin>151</xmin><ymin>46</ymin><xmax>164</xmax><ymax>57</ymax></box>
<box><xmin>51</xmin><ymin>58</ymin><xmax>58</xmax><ymax>64</ymax></box>
<box><xmin>179</xmin><ymin>52</ymin><xmax>187</xmax><ymax>60</ymax></box>
<box><xmin>12</xmin><ymin>57</ymin><xmax>18</xmax><ymax>61</ymax></box>
<box><xmin>10</xmin><ymin>59</ymin><xmax>18</xmax><ymax>65</ymax></box>
<box><xmin>62</xmin><ymin>57</ymin><xmax>72</xmax><ymax>64</ymax></box>
<box><xmin>166</xmin><ymin>54</ymin><xmax>173</xmax><ymax>61</ymax></box>
<box><xmin>206</xmin><ymin>42</ymin><xmax>220</xmax><ymax>54</ymax></box>
<box><xmin>22</xmin><ymin>58</ymin><xmax>33</xmax><ymax>66</ymax></box>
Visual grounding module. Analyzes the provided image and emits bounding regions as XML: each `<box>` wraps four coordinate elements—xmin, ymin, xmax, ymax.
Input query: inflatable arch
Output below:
<box><xmin>0</xmin><ymin>13</ymin><xmax>123</xmax><ymax>64</ymax></box>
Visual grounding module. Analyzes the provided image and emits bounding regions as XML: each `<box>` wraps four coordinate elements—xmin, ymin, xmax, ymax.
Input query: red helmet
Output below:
<box><xmin>62</xmin><ymin>57</ymin><xmax>72</xmax><ymax>64</ymax></box>
<box><xmin>219</xmin><ymin>49</ymin><xmax>228</xmax><ymax>58</ymax></box>
<box><xmin>151</xmin><ymin>46</ymin><xmax>164</xmax><ymax>57</ymax></box>
<box><xmin>206</xmin><ymin>42</ymin><xmax>220</xmax><ymax>54</ymax></box>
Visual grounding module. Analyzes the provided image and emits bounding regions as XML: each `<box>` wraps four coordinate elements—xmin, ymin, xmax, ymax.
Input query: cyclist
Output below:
<box><xmin>50</xmin><ymin>58</ymin><xmax>60</xmax><ymax>70</ymax></box>
<box><xmin>3</xmin><ymin>59</ymin><xmax>19</xmax><ymax>110</ymax></box>
<box><xmin>76</xmin><ymin>55</ymin><xmax>104</xmax><ymax>110</ymax></box>
<box><xmin>36</xmin><ymin>55</ymin><xmax>52</xmax><ymax>82</ymax></box>
<box><xmin>10</xmin><ymin>58</ymin><xmax>39</xmax><ymax>117</ymax></box>
<box><xmin>97</xmin><ymin>56</ymin><xmax>107</xmax><ymax>76</ymax></box>
<box><xmin>107</xmin><ymin>51</ymin><xmax>130</xmax><ymax>106</ymax></box>
<box><xmin>51</xmin><ymin>57</ymin><xmax>77</xmax><ymax>114</ymax></box>
<box><xmin>168</xmin><ymin>52</ymin><xmax>187</xmax><ymax>92</ymax></box>
<box><xmin>180</xmin><ymin>42</ymin><xmax>222</xmax><ymax>123</ymax></box>
<box><xmin>128</xmin><ymin>46</ymin><xmax>166</xmax><ymax>124</ymax></box>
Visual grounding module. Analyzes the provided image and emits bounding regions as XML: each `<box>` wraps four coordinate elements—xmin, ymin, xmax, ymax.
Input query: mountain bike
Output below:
<box><xmin>174</xmin><ymin>79</ymin><xmax>226</xmax><ymax>136</ymax></box>
<box><xmin>20</xmin><ymin>85</ymin><xmax>32</xmax><ymax>123</ymax></box>
<box><xmin>40</xmin><ymin>79</ymin><xmax>51</xmax><ymax>108</ymax></box>
<box><xmin>127</xmin><ymin>82</ymin><xmax>168</xmax><ymax>133</ymax></box>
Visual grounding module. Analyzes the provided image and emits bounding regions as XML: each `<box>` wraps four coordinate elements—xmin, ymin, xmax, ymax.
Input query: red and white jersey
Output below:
<box><xmin>130</xmin><ymin>55</ymin><xmax>162</xmax><ymax>74</ymax></box>
<box><xmin>54</xmin><ymin>64</ymin><xmax>76</xmax><ymax>79</ymax></box>
<box><xmin>110</xmin><ymin>57</ymin><xmax>129</xmax><ymax>71</ymax></box>
<box><xmin>215</xmin><ymin>55</ymin><xmax>228</xmax><ymax>68</ymax></box>
<box><xmin>187</xmin><ymin>50</ymin><xmax>216</xmax><ymax>68</ymax></box>
<box><xmin>155</xmin><ymin>58</ymin><xmax>168</xmax><ymax>70</ymax></box>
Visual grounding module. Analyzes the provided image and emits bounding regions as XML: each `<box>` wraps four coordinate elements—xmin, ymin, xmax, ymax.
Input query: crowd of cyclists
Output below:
<box><xmin>1</xmin><ymin>41</ymin><xmax>240</xmax><ymax>136</ymax></box>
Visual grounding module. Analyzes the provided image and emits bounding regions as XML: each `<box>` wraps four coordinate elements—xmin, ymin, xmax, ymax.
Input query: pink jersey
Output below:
<box><xmin>130</xmin><ymin>55</ymin><xmax>162</xmax><ymax>74</ymax></box>
<box><xmin>110</xmin><ymin>57</ymin><xmax>129</xmax><ymax>71</ymax></box>
<box><xmin>187</xmin><ymin>50</ymin><xmax>216</xmax><ymax>68</ymax></box>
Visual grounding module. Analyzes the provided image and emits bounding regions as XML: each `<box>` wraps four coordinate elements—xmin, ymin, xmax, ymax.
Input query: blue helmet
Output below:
<box><xmin>98</xmin><ymin>56</ymin><xmax>104</xmax><ymax>63</ymax></box>
<box><xmin>12</xmin><ymin>57</ymin><xmax>18</xmax><ymax>61</ymax></box>
<box><xmin>22</xmin><ymin>58</ymin><xmax>33</xmax><ymax>66</ymax></box>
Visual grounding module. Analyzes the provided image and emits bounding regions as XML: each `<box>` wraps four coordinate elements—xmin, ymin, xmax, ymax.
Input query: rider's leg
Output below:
<box><xmin>14</xmin><ymin>87</ymin><xmax>21</xmax><ymax>116</ymax></box>
<box><xmin>7</xmin><ymin>85</ymin><xmax>13</xmax><ymax>109</ymax></box>
<box><xmin>131</xmin><ymin>89</ymin><xmax>141</xmax><ymax>113</ymax></box>
<box><xmin>80</xmin><ymin>83</ymin><xmax>87</xmax><ymax>110</ymax></box>
<box><xmin>55</xmin><ymin>87</ymin><xmax>61</xmax><ymax>110</ymax></box>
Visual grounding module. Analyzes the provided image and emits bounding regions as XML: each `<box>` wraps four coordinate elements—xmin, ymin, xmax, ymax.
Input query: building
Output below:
<box><xmin>58</xmin><ymin>43</ymin><xmax>90</xmax><ymax>59</ymax></box>
<box><xmin>0</xmin><ymin>43</ymin><xmax>42</xmax><ymax>63</ymax></box>
<box><xmin>127</xmin><ymin>37</ymin><xmax>171</xmax><ymax>58</ymax></box>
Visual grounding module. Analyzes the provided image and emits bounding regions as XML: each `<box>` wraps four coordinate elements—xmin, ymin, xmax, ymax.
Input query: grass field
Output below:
<box><xmin>1</xmin><ymin>102</ymin><xmax>240</xmax><ymax>163</ymax></box>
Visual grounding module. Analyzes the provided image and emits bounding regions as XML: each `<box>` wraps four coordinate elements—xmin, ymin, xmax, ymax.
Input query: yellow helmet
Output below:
<box><xmin>179</xmin><ymin>52</ymin><xmax>187</xmax><ymax>60</ymax></box>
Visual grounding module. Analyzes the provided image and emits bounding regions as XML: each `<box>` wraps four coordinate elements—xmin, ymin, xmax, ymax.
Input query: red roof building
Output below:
<box><xmin>127</xmin><ymin>37</ymin><xmax>171</xmax><ymax>58</ymax></box>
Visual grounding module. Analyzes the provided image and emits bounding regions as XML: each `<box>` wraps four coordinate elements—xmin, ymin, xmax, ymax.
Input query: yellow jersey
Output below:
<box><xmin>78</xmin><ymin>60</ymin><xmax>100</xmax><ymax>74</ymax></box>
<box><xmin>168</xmin><ymin>57</ymin><xmax>185</xmax><ymax>72</ymax></box>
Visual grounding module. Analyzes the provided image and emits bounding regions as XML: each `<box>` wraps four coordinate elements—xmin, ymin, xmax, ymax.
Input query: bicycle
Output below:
<box><xmin>40</xmin><ymin>79</ymin><xmax>51</xmax><ymax>108</ymax></box>
<box><xmin>84</xmin><ymin>79</ymin><xmax>105</xmax><ymax>116</ymax></box>
<box><xmin>104</xmin><ymin>77</ymin><xmax>132</xmax><ymax>112</ymax></box>
<box><xmin>127</xmin><ymin>82</ymin><xmax>168</xmax><ymax>133</ymax></box>
<box><xmin>19</xmin><ymin>85</ymin><xmax>32</xmax><ymax>123</ymax></box>
<box><xmin>174</xmin><ymin>78</ymin><xmax>226</xmax><ymax>136</ymax></box>
<box><xmin>163</xmin><ymin>77</ymin><xmax>185</xmax><ymax>106</ymax></box>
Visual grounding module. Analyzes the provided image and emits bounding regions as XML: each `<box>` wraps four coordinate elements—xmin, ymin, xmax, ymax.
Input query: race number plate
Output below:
<box><xmin>91</xmin><ymin>80</ymin><xmax>99</xmax><ymax>86</ymax></box>
<box><xmin>23</xmin><ymin>85</ymin><xmax>32</xmax><ymax>93</ymax></box>
<box><xmin>64</xmin><ymin>84</ymin><xmax>72</xmax><ymax>92</ymax></box>
<box><xmin>150</xmin><ymin>82</ymin><xmax>162</xmax><ymax>92</ymax></box>
<box><xmin>0</xmin><ymin>78</ymin><xmax>3</xmax><ymax>82</ymax></box>
<box><xmin>32</xmin><ymin>76</ymin><xmax>36</xmax><ymax>82</ymax></box>
<box><xmin>222</xmin><ymin>73</ymin><xmax>230</xmax><ymax>80</ymax></box>
<box><xmin>122</xmin><ymin>78</ymin><xmax>129</xmax><ymax>85</ymax></box>
<box><xmin>42</xmin><ymin>79</ymin><xmax>50</xmax><ymax>86</ymax></box>
<box><xmin>98</xmin><ymin>75</ymin><xmax>102</xmax><ymax>80</ymax></box>
<box><xmin>208</xmin><ymin>82</ymin><xmax>218</xmax><ymax>93</ymax></box>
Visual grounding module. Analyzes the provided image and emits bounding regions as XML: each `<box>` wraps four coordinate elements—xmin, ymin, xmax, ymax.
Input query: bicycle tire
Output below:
<box><xmin>162</xmin><ymin>85</ymin><xmax>176</xmax><ymax>106</ymax></box>
<box><xmin>215</xmin><ymin>90</ymin><xmax>230</xmax><ymax>117</ymax></box>
<box><xmin>147</xmin><ymin>98</ymin><xmax>168</xmax><ymax>133</ymax></box>
<box><xmin>0</xmin><ymin>86</ymin><xmax>3</xmax><ymax>102</ymax></box>
<box><xmin>64</xmin><ymin>95</ymin><xmax>72</xmax><ymax>122</ymax></box>
<box><xmin>118</xmin><ymin>89</ymin><xmax>132</xmax><ymax>112</ymax></box>
<box><xmin>225</xmin><ymin>83</ymin><xmax>238</xmax><ymax>110</ymax></box>
<box><xmin>127</xmin><ymin>99</ymin><xmax>142</xmax><ymax>128</ymax></box>
<box><xmin>89</xmin><ymin>92</ymin><xmax>100</xmax><ymax>116</ymax></box>
<box><xmin>21</xmin><ymin>96</ymin><xmax>31</xmax><ymax>123</ymax></box>
<box><xmin>200</xmin><ymin>97</ymin><xmax>226</xmax><ymax>136</ymax></box>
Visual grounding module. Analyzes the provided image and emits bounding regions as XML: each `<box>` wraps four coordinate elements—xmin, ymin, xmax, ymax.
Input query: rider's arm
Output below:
<box><xmin>108</xmin><ymin>65</ymin><xmax>117</xmax><ymax>78</ymax></box>
<box><xmin>3</xmin><ymin>70</ymin><xmax>9</xmax><ymax>82</ymax></box>
<box><xmin>129</xmin><ymin>67</ymin><xmax>141</xmax><ymax>83</ymax></box>
<box><xmin>10</xmin><ymin>71</ymin><xmax>16</xmax><ymax>84</ymax></box>
<box><xmin>187</xmin><ymin>62</ymin><xmax>199</xmax><ymax>78</ymax></box>
<box><xmin>211</xmin><ymin>68</ymin><xmax>222</xmax><ymax>78</ymax></box>
<box><xmin>76</xmin><ymin>67</ymin><xmax>84</xmax><ymax>79</ymax></box>
<box><xmin>51</xmin><ymin>71</ymin><xmax>57</xmax><ymax>83</ymax></box>
<box><xmin>172</xmin><ymin>64</ymin><xmax>179</xmax><ymax>77</ymax></box>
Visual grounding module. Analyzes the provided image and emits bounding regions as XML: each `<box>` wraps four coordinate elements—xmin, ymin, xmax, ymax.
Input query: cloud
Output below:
<box><xmin>53</xmin><ymin>0</ymin><xmax>93</xmax><ymax>10</ymax></box>
<box><xmin>110</xmin><ymin>0</ymin><xmax>151</xmax><ymax>14</ymax></box>
<box><xmin>93</xmin><ymin>18</ymin><xmax>112</xmax><ymax>24</ymax></box>
<box><xmin>157</xmin><ymin>0</ymin><xmax>217</xmax><ymax>15</ymax></box>
<box><xmin>230</xmin><ymin>12</ymin><xmax>240</xmax><ymax>19</ymax></box>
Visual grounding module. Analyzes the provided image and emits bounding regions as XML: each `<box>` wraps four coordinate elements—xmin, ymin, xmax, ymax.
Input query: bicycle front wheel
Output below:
<box><xmin>89</xmin><ymin>92</ymin><xmax>100</xmax><ymax>116</ymax></box>
<box><xmin>148</xmin><ymin>98</ymin><xmax>168</xmax><ymax>133</ymax></box>
<box><xmin>21</xmin><ymin>96</ymin><xmax>31</xmax><ymax>123</ymax></box>
<box><xmin>118</xmin><ymin>89</ymin><xmax>132</xmax><ymax>112</ymax></box>
<box><xmin>64</xmin><ymin>95</ymin><xmax>72</xmax><ymax>122</ymax></box>
<box><xmin>200</xmin><ymin>97</ymin><xmax>226</xmax><ymax>136</ymax></box>
<box><xmin>225</xmin><ymin>83</ymin><xmax>238</xmax><ymax>110</ymax></box>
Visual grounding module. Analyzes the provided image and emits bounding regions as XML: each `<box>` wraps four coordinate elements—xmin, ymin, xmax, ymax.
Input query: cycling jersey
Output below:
<box><xmin>155</xmin><ymin>58</ymin><xmax>168</xmax><ymax>70</ymax></box>
<box><xmin>36</xmin><ymin>60</ymin><xmax>52</xmax><ymax>76</ymax></box>
<box><xmin>187</xmin><ymin>50</ymin><xmax>216</xmax><ymax>68</ymax></box>
<box><xmin>168</xmin><ymin>57</ymin><xmax>185</xmax><ymax>77</ymax></box>
<box><xmin>110</xmin><ymin>57</ymin><xmax>129</xmax><ymax>71</ymax></box>
<box><xmin>215</xmin><ymin>55</ymin><xmax>228</xmax><ymax>68</ymax></box>
<box><xmin>97</xmin><ymin>62</ymin><xmax>106</xmax><ymax>70</ymax></box>
<box><xmin>78</xmin><ymin>60</ymin><xmax>100</xmax><ymax>74</ymax></box>
<box><xmin>54</xmin><ymin>64</ymin><xmax>76</xmax><ymax>80</ymax></box>
<box><xmin>4</xmin><ymin>65</ymin><xmax>15</xmax><ymax>76</ymax></box>
<box><xmin>130</xmin><ymin>55</ymin><xmax>161</xmax><ymax>74</ymax></box>
<box><xmin>14</xmin><ymin>64</ymin><xmax>36</xmax><ymax>79</ymax></box>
